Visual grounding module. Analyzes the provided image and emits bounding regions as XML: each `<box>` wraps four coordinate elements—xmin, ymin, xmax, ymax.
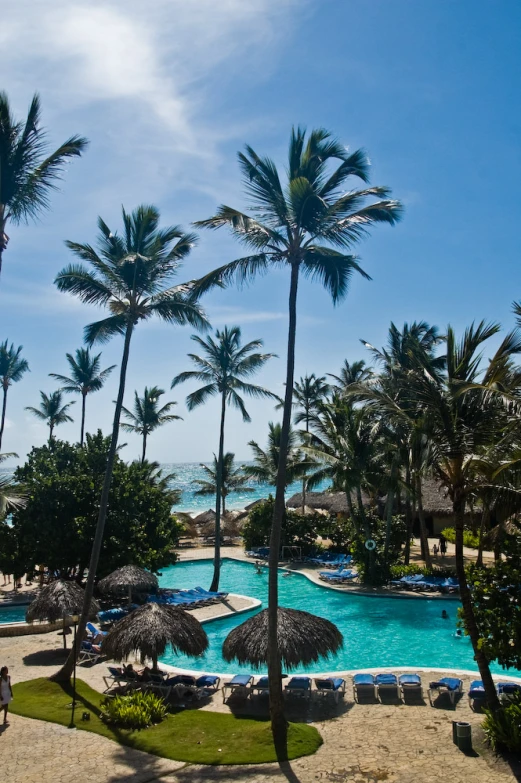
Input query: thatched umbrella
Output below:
<box><xmin>26</xmin><ymin>580</ymin><xmax>100</xmax><ymax>649</ymax></box>
<box><xmin>193</xmin><ymin>508</ymin><xmax>216</xmax><ymax>525</ymax></box>
<box><xmin>102</xmin><ymin>602</ymin><xmax>208</xmax><ymax>670</ymax></box>
<box><xmin>223</xmin><ymin>607</ymin><xmax>343</xmax><ymax>670</ymax></box>
<box><xmin>98</xmin><ymin>565</ymin><xmax>159</xmax><ymax>605</ymax></box>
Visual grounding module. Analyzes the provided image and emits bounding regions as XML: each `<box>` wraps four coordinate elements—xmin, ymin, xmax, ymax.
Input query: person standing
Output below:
<box><xmin>439</xmin><ymin>534</ymin><xmax>447</xmax><ymax>556</ymax></box>
<box><xmin>0</xmin><ymin>666</ymin><xmax>13</xmax><ymax>724</ymax></box>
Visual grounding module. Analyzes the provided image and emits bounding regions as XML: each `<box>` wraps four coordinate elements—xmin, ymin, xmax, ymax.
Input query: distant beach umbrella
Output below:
<box><xmin>26</xmin><ymin>580</ymin><xmax>100</xmax><ymax>649</ymax></box>
<box><xmin>102</xmin><ymin>602</ymin><xmax>208</xmax><ymax>671</ymax></box>
<box><xmin>193</xmin><ymin>508</ymin><xmax>216</xmax><ymax>525</ymax></box>
<box><xmin>223</xmin><ymin>607</ymin><xmax>343</xmax><ymax>670</ymax></box>
<box><xmin>98</xmin><ymin>565</ymin><xmax>159</xmax><ymax>605</ymax></box>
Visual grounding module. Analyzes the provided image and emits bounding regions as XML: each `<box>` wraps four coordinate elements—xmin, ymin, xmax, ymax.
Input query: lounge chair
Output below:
<box><xmin>314</xmin><ymin>677</ymin><xmax>346</xmax><ymax>703</ymax></box>
<box><xmin>497</xmin><ymin>682</ymin><xmax>521</xmax><ymax>703</ymax></box>
<box><xmin>390</xmin><ymin>574</ymin><xmax>424</xmax><ymax>588</ymax></box>
<box><xmin>102</xmin><ymin>665</ymin><xmax>138</xmax><ymax>693</ymax></box>
<box><xmin>284</xmin><ymin>676</ymin><xmax>312</xmax><ymax>700</ymax></box>
<box><xmin>222</xmin><ymin>674</ymin><xmax>254</xmax><ymax>702</ymax></box>
<box><xmin>353</xmin><ymin>673</ymin><xmax>376</xmax><ymax>702</ymax></box>
<box><xmin>319</xmin><ymin>569</ymin><xmax>358</xmax><ymax>583</ymax></box>
<box><xmin>428</xmin><ymin>677</ymin><xmax>463</xmax><ymax>706</ymax></box>
<box><xmin>399</xmin><ymin>673</ymin><xmax>423</xmax><ymax>701</ymax></box>
<box><xmin>86</xmin><ymin>622</ymin><xmax>107</xmax><ymax>642</ymax></box>
<box><xmin>144</xmin><ymin>671</ymin><xmax>172</xmax><ymax>699</ymax></box>
<box><xmin>77</xmin><ymin>640</ymin><xmax>103</xmax><ymax>665</ymax></box>
<box><xmin>251</xmin><ymin>675</ymin><xmax>270</xmax><ymax>697</ymax></box>
<box><xmin>375</xmin><ymin>673</ymin><xmax>399</xmax><ymax>700</ymax></box>
<box><xmin>468</xmin><ymin>680</ymin><xmax>487</xmax><ymax>708</ymax></box>
<box><xmin>195</xmin><ymin>675</ymin><xmax>220</xmax><ymax>695</ymax></box>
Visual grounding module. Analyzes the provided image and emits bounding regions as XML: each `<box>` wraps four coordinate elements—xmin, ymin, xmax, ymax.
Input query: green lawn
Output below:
<box><xmin>11</xmin><ymin>678</ymin><xmax>322</xmax><ymax>765</ymax></box>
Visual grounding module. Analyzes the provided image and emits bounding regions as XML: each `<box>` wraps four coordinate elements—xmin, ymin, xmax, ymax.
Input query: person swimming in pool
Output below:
<box><xmin>441</xmin><ymin>610</ymin><xmax>449</xmax><ymax>619</ymax></box>
<box><xmin>254</xmin><ymin>561</ymin><xmax>264</xmax><ymax>574</ymax></box>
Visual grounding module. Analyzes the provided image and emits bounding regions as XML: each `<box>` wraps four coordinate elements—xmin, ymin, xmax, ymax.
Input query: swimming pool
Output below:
<box><xmin>0</xmin><ymin>603</ymin><xmax>27</xmax><ymax>624</ymax></box>
<box><xmin>158</xmin><ymin>558</ymin><xmax>510</xmax><ymax>676</ymax></box>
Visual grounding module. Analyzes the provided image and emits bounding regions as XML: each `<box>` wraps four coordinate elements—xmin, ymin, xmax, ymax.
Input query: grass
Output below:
<box><xmin>11</xmin><ymin>678</ymin><xmax>322</xmax><ymax>765</ymax></box>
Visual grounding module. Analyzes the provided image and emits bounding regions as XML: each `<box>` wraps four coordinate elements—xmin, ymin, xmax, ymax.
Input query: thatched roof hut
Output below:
<box><xmin>98</xmin><ymin>565</ymin><xmax>159</xmax><ymax>605</ymax></box>
<box><xmin>102</xmin><ymin>602</ymin><xmax>208</xmax><ymax>670</ymax></box>
<box><xmin>193</xmin><ymin>508</ymin><xmax>216</xmax><ymax>525</ymax></box>
<box><xmin>244</xmin><ymin>499</ymin><xmax>265</xmax><ymax>511</ymax></box>
<box><xmin>26</xmin><ymin>580</ymin><xmax>100</xmax><ymax>649</ymax></box>
<box><xmin>222</xmin><ymin>607</ymin><xmax>343</xmax><ymax>670</ymax></box>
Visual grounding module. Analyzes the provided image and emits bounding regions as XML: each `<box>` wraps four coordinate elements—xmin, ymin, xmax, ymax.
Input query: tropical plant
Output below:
<box><xmin>0</xmin><ymin>340</ymin><xmax>29</xmax><ymax>450</ymax></box>
<box><xmin>121</xmin><ymin>386</ymin><xmax>182</xmax><ymax>462</ymax></box>
<box><xmin>193</xmin><ymin>126</ymin><xmax>402</xmax><ymax>750</ymax></box>
<box><xmin>0</xmin><ymin>92</ymin><xmax>87</xmax><ymax>285</ymax></box>
<box><xmin>243</xmin><ymin>422</ymin><xmax>310</xmax><ymax>488</ymax></box>
<box><xmin>172</xmin><ymin>326</ymin><xmax>277</xmax><ymax>590</ymax></box>
<box><xmin>0</xmin><ymin>452</ymin><xmax>25</xmax><ymax>515</ymax></box>
<box><xmin>483</xmin><ymin>692</ymin><xmax>521</xmax><ymax>753</ymax></box>
<box><xmin>101</xmin><ymin>690</ymin><xmax>167</xmax><ymax>729</ymax></box>
<box><xmin>192</xmin><ymin>452</ymin><xmax>254</xmax><ymax>514</ymax></box>
<box><xmin>50</xmin><ymin>348</ymin><xmax>115</xmax><ymax>445</ymax></box>
<box><xmin>53</xmin><ymin>204</ymin><xmax>207</xmax><ymax>680</ymax></box>
<box><xmin>327</xmin><ymin>359</ymin><xmax>371</xmax><ymax>393</ymax></box>
<box><xmin>291</xmin><ymin>374</ymin><xmax>329</xmax><ymax>511</ymax></box>
<box><xmin>25</xmin><ymin>390</ymin><xmax>75</xmax><ymax>441</ymax></box>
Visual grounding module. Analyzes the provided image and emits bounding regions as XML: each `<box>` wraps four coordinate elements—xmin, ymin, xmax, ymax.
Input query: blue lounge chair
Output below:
<box><xmin>320</xmin><ymin>569</ymin><xmax>358</xmax><ymax>583</ymax></box>
<box><xmin>375</xmin><ymin>673</ymin><xmax>399</xmax><ymax>700</ymax></box>
<box><xmin>468</xmin><ymin>680</ymin><xmax>486</xmax><ymax>707</ymax></box>
<box><xmin>195</xmin><ymin>675</ymin><xmax>220</xmax><ymax>695</ymax></box>
<box><xmin>223</xmin><ymin>674</ymin><xmax>254</xmax><ymax>702</ymax></box>
<box><xmin>284</xmin><ymin>676</ymin><xmax>312</xmax><ymax>700</ymax></box>
<box><xmin>390</xmin><ymin>574</ymin><xmax>424</xmax><ymax>588</ymax></box>
<box><xmin>428</xmin><ymin>677</ymin><xmax>463</xmax><ymax>706</ymax></box>
<box><xmin>78</xmin><ymin>639</ymin><xmax>103</xmax><ymax>665</ymax></box>
<box><xmin>194</xmin><ymin>586</ymin><xmax>229</xmax><ymax>599</ymax></box>
<box><xmin>353</xmin><ymin>673</ymin><xmax>376</xmax><ymax>701</ymax></box>
<box><xmin>399</xmin><ymin>673</ymin><xmax>423</xmax><ymax>700</ymax></box>
<box><xmin>314</xmin><ymin>677</ymin><xmax>346</xmax><ymax>703</ymax></box>
<box><xmin>251</xmin><ymin>675</ymin><xmax>269</xmax><ymax>697</ymax></box>
<box><xmin>497</xmin><ymin>682</ymin><xmax>521</xmax><ymax>703</ymax></box>
<box><xmin>102</xmin><ymin>666</ymin><xmax>138</xmax><ymax>693</ymax></box>
<box><xmin>86</xmin><ymin>622</ymin><xmax>107</xmax><ymax>642</ymax></box>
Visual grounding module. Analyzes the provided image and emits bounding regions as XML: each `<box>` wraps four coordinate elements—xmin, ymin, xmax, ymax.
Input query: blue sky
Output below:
<box><xmin>1</xmin><ymin>0</ymin><xmax>520</xmax><ymax>464</ymax></box>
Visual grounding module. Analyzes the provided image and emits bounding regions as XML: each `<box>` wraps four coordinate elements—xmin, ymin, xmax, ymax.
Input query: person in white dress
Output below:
<box><xmin>0</xmin><ymin>667</ymin><xmax>13</xmax><ymax>724</ymax></box>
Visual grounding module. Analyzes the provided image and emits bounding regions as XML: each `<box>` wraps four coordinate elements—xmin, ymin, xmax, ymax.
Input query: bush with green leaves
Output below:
<box><xmin>101</xmin><ymin>690</ymin><xmax>167</xmax><ymax>730</ymax></box>
<box><xmin>389</xmin><ymin>563</ymin><xmax>457</xmax><ymax>580</ymax></box>
<box><xmin>483</xmin><ymin>692</ymin><xmax>521</xmax><ymax>753</ymax></box>
<box><xmin>441</xmin><ymin>526</ymin><xmax>480</xmax><ymax>549</ymax></box>
<box><xmin>350</xmin><ymin>512</ymin><xmax>408</xmax><ymax>585</ymax></box>
<box><xmin>242</xmin><ymin>497</ymin><xmax>323</xmax><ymax>554</ymax></box>
<box><xmin>10</xmin><ymin>432</ymin><xmax>183</xmax><ymax>578</ymax></box>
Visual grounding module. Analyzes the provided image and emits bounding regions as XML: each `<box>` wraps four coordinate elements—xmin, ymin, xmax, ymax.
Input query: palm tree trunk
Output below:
<box><xmin>415</xmin><ymin>473</ymin><xmax>432</xmax><ymax>569</ymax></box>
<box><xmin>384</xmin><ymin>458</ymin><xmax>398</xmax><ymax>562</ymax></box>
<box><xmin>301</xmin><ymin>419</ymin><xmax>308</xmax><ymax>514</ymax></box>
<box><xmin>141</xmin><ymin>432</ymin><xmax>147</xmax><ymax>463</ymax></box>
<box><xmin>453</xmin><ymin>484</ymin><xmax>500</xmax><ymax>710</ymax></box>
<box><xmin>49</xmin><ymin>421</ymin><xmax>54</xmax><ymax>442</ymax></box>
<box><xmin>210</xmin><ymin>392</ymin><xmax>226</xmax><ymax>592</ymax></box>
<box><xmin>51</xmin><ymin>322</ymin><xmax>134</xmax><ymax>682</ymax></box>
<box><xmin>80</xmin><ymin>392</ymin><xmax>86</xmax><ymax>446</ymax></box>
<box><xmin>0</xmin><ymin>385</ymin><xmax>7</xmax><ymax>450</ymax></box>
<box><xmin>404</xmin><ymin>462</ymin><xmax>413</xmax><ymax>564</ymax></box>
<box><xmin>476</xmin><ymin>502</ymin><xmax>489</xmax><ymax>568</ymax></box>
<box><xmin>268</xmin><ymin>260</ymin><xmax>299</xmax><ymax>758</ymax></box>
<box><xmin>345</xmin><ymin>485</ymin><xmax>359</xmax><ymax>534</ymax></box>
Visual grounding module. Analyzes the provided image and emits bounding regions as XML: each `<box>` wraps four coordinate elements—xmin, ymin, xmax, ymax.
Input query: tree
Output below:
<box><xmin>192</xmin><ymin>452</ymin><xmax>254</xmax><ymax>514</ymax></box>
<box><xmin>172</xmin><ymin>325</ymin><xmax>277</xmax><ymax>591</ymax></box>
<box><xmin>53</xmin><ymin>204</ymin><xmax>207</xmax><ymax>681</ymax></box>
<box><xmin>193</xmin><ymin>127</ymin><xmax>402</xmax><ymax>750</ymax></box>
<box><xmin>406</xmin><ymin>322</ymin><xmax>521</xmax><ymax>711</ymax></box>
<box><xmin>0</xmin><ymin>92</ymin><xmax>87</xmax><ymax>285</ymax></box>
<box><xmin>10</xmin><ymin>433</ymin><xmax>182</xmax><ymax>580</ymax></box>
<box><xmin>121</xmin><ymin>386</ymin><xmax>182</xmax><ymax>462</ymax></box>
<box><xmin>327</xmin><ymin>359</ymin><xmax>371</xmax><ymax>393</ymax></box>
<box><xmin>0</xmin><ymin>452</ymin><xmax>25</xmax><ymax>516</ymax></box>
<box><xmin>243</xmin><ymin>422</ymin><xmax>310</xmax><ymax>488</ymax></box>
<box><xmin>0</xmin><ymin>341</ymin><xmax>29</xmax><ymax>450</ymax></box>
<box><xmin>25</xmin><ymin>390</ymin><xmax>75</xmax><ymax>441</ymax></box>
<box><xmin>50</xmin><ymin>348</ymin><xmax>115</xmax><ymax>445</ymax></box>
<box><xmin>291</xmin><ymin>374</ymin><xmax>329</xmax><ymax>511</ymax></box>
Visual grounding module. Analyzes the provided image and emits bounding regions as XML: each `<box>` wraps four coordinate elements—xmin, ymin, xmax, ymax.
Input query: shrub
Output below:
<box><xmin>242</xmin><ymin>497</ymin><xmax>322</xmax><ymax>554</ymax></box>
<box><xmin>101</xmin><ymin>690</ymin><xmax>167</xmax><ymax>730</ymax></box>
<box><xmin>483</xmin><ymin>693</ymin><xmax>521</xmax><ymax>753</ymax></box>
<box><xmin>441</xmin><ymin>526</ymin><xmax>480</xmax><ymax>549</ymax></box>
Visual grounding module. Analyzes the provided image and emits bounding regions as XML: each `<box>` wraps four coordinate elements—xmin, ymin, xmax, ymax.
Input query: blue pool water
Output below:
<box><xmin>158</xmin><ymin>558</ymin><xmax>510</xmax><ymax>676</ymax></box>
<box><xmin>0</xmin><ymin>604</ymin><xmax>27</xmax><ymax>624</ymax></box>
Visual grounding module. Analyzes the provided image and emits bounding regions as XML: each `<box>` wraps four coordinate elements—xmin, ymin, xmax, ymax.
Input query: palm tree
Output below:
<box><xmin>193</xmin><ymin>127</ymin><xmax>402</xmax><ymax>750</ymax></box>
<box><xmin>0</xmin><ymin>453</ymin><xmax>25</xmax><ymax>515</ymax></box>
<box><xmin>50</xmin><ymin>348</ymin><xmax>116</xmax><ymax>445</ymax></box>
<box><xmin>406</xmin><ymin>322</ymin><xmax>521</xmax><ymax>711</ymax></box>
<box><xmin>53</xmin><ymin>204</ymin><xmax>207</xmax><ymax>681</ymax></box>
<box><xmin>172</xmin><ymin>326</ymin><xmax>277</xmax><ymax>590</ymax></box>
<box><xmin>0</xmin><ymin>92</ymin><xmax>88</xmax><ymax>285</ymax></box>
<box><xmin>121</xmin><ymin>386</ymin><xmax>182</xmax><ymax>462</ymax></box>
<box><xmin>243</xmin><ymin>422</ymin><xmax>310</xmax><ymax>488</ymax></box>
<box><xmin>327</xmin><ymin>359</ymin><xmax>371</xmax><ymax>393</ymax></box>
<box><xmin>292</xmin><ymin>374</ymin><xmax>329</xmax><ymax>511</ymax></box>
<box><xmin>0</xmin><ymin>341</ymin><xmax>29</xmax><ymax>450</ymax></box>
<box><xmin>25</xmin><ymin>391</ymin><xmax>75</xmax><ymax>441</ymax></box>
<box><xmin>192</xmin><ymin>452</ymin><xmax>254</xmax><ymax>514</ymax></box>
